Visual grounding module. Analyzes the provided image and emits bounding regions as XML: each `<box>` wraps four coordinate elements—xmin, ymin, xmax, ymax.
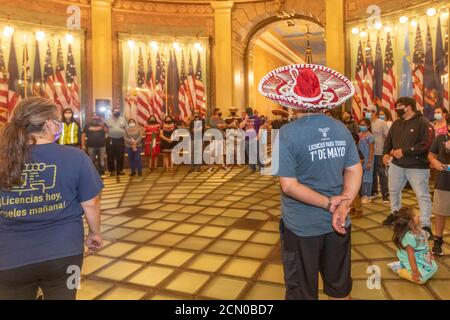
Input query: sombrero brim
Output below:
<box><xmin>258</xmin><ymin>64</ymin><xmax>354</xmax><ymax>111</ymax></box>
<box><xmin>272</xmin><ymin>109</ymin><xmax>289</xmax><ymax>116</ymax></box>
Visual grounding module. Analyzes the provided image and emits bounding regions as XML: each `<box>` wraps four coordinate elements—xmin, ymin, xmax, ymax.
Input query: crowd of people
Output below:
<box><xmin>59</xmin><ymin>105</ymin><xmax>290</xmax><ymax>176</ymax></box>
<box><xmin>327</xmin><ymin>99</ymin><xmax>449</xmax><ymax>257</ymax></box>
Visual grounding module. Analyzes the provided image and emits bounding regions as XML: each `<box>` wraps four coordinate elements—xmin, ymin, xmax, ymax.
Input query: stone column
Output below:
<box><xmin>325</xmin><ymin>0</ymin><xmax>345</xmax><ymax>74</ymax></box>
<box><xmin>91</xmin><ymin>0</ymin><xmax>113</xmax><ymax>108</ymax></box>
<box><xmin>210</xmin><ymin>1</ymin><xmax>234</xmax><ymax>110</ymax></box>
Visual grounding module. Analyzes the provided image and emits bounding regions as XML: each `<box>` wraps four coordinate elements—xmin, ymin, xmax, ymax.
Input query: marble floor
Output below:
<box><xmin>78</xmin><ymin>166</ymin><xmax>450</xmax><ymax>300</ymax></box>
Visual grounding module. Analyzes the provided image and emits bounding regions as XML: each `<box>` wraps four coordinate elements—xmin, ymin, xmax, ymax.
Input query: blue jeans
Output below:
<box><xmin>126</xmin><ymin>147</ymin><xmax>143</xmax><ymax>174</ymax></box>
<box><xmin>361</xmin><ymin>182</ymin><xmax>372</xmax><ymax>197</ymax></box>
<box><xmin>388</xmin><ymin>163</ymin><xmax>432</xmax><ymax>227</ymax></box>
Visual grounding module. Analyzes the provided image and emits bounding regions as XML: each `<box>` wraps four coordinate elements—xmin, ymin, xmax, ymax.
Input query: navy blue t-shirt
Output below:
<box><xmin>273</xmin><ymin>114</ymin><xmax>360</xmax><ymax>237</ymax></box>
<box><xmin>0</xmin><ymin>143</ymin><xmax>103</xmax><ymax>270</ymax></box>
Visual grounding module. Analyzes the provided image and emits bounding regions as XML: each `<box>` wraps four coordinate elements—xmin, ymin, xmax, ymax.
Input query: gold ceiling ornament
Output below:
<box><xmin>113</xmin><ymin>0</ymin><xmax>214</xmax><ymax>15</ymax></box>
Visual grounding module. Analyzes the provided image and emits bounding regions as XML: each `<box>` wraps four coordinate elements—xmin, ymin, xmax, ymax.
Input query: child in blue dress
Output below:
<box><xmin>358</xmin><ymin>119</ymin><xmax>374</xmax><ymax>203</ymax></box>
<box><xmin>392</xmin><ymin>207</ymin><xmax>438</xmax><ymax>284</ymax></box>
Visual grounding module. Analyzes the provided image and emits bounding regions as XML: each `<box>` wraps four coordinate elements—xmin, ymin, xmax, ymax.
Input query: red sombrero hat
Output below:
<box><xmin>258</xmin><ymin>64</ymin><xmax>354</xmax><ymax>111</ymax></box>
<box><xmin>272</xmin><ymin>109</ymin><xmax>289</xmax><ymax>116</ymax></box>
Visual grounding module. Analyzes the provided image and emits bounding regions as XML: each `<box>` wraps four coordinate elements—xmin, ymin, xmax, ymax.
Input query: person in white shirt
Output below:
<box><xmin>364</xmin><ymin>105</ymin><xmax>390</xmax><ymax>202</ymax></box>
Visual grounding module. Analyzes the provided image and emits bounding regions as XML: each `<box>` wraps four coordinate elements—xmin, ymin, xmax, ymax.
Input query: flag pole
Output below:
<box><xmin>165</xmin><ymin>48</ymin><xmax>168</xmax><ymax>116</ymax></box>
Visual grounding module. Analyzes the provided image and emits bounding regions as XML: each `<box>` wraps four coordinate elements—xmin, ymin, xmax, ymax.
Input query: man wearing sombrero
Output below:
<box><xmin>259</xmin><ymin>64</ymin><xmax>363</xmax><ymax>300</ymax></box>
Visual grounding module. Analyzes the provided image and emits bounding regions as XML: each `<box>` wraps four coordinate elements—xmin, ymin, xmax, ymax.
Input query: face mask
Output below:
<box><xmin>359</xmin><ymin>126</ymin><xmax>368</xmax><ymax>132</ymax></box>
<box><xmin>434</xmin><ymin>113</ymin><xmax>443</xmax><ymax>121</ymax></box>
<box><xmin>396</xmin><ymin>108</ymin><xmax>406</xmax><ymax>118</ymax></box>
<box><xmin>91</xmin><ymin>120</ymin><xmax>101</xmax><ymax>126</ymax></box>
<box><xmin>379</xmin><ymin>115</ymin><xmax>386</xmax><ymax>121</ymax></box>
<box><xmin>49</xmin><ymin>120</ymin><xmax>63</xmax><ymax>142</ymax></box>
<box><xmin>365</xmin><ymin>112</ymin><xmax>372</xmax><ymax>120</ymax></box>
<box><xmin>218</xmin><ymin>112</ymin><xmax>222</xmax><ymax>117</ymax></box>
<box><xmin>149</xmin><ymin>119</ymin><xmax>156</xmax><ymax>124</ymax></box>
<box><xmin>129</xmin><ymin>123</ymin><xmax>136</xmax><ymax>128</ymax></box>
<box><xmin>231</xmin><ymin>112</ymin><xmax>236</xmax><ymax>116</ymax></box>
<box><xmin>113</xmin><ymin>111</ymin><xmax>120</xmax><ymax>117</ymax></box>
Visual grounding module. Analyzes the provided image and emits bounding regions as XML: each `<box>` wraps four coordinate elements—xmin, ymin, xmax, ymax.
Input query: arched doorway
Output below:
<box><xmin>243</xmin><ymin>15</ymin><xmax>325</xmax><ymax>113</ymax></box>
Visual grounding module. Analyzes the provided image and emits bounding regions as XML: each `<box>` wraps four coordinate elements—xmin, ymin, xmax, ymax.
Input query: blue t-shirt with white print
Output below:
<box><xmin>0</xmin><ymin>143</ymin><xmax>103</xmax><ymax>270</ymax></box>
<box><xmin>273</xmin><ymin>114</ymin><xmax>360</xmax><ymax>237</ymax></box>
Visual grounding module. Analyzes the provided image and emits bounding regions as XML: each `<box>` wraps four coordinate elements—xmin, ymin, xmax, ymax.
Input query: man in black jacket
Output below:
<box><xmin>382</xmin><ymin>97</ymin><xmax>435</xmax><ymax>238</ymax></box>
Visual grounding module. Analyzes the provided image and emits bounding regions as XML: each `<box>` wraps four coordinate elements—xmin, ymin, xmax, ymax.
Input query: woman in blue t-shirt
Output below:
<box><xmin>0</xmin><ymin>97</ymin><xmax>104</xmax><ymax>300</ymax></box>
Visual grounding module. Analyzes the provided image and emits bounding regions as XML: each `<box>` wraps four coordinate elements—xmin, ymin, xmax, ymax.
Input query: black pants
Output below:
<box><xmin>280</xmin><ymin>219</ymin><xmax>352</xmax><ymax>300</ymax></box>
<box><xmin>371</xmin><ymin>155</ymin><xmax>389</xmax><ymax>197</ymax></box>
<box><xmin>0</xmin><ymin>255</ymin><xmax>83</xmax><ymax>300</ymax></box>
<box><xmin>106</xmin><ymin>137</ymin><xmax>125</xmax><ymax>174</ymax></box>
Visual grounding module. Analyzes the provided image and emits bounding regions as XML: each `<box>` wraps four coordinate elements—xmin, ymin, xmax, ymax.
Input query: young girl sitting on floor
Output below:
<box><xmin>392</xmin><ymin>207</ymin><xmax>438</xmax><ymax>284</ymax></box>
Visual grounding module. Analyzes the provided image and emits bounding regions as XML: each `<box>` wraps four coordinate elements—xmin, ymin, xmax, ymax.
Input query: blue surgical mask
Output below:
<box><xmin>434</xmin><ymin>113</ymin><xmax>443</xmax><ymax>121</ymax></box>
<box><xmin>379</xmin><ymin>115</ymin><xmax>386</xmax><ymax>121</ymax></box>
<box><xmin>359</xmin><ymin>126</ymin><xmax>368</xmax><ymax>132</ymax></box>
<box><xmin>365</xmin><ymin>112</ymin><xmax>372</xmax><ymax>120</ymax></box>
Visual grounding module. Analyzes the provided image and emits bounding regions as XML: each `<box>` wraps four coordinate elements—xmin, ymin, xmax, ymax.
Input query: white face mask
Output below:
<box><xmin>129</xmin><ymin>123</ymin><xmax>136</xmax><ymax>128</ymax></box>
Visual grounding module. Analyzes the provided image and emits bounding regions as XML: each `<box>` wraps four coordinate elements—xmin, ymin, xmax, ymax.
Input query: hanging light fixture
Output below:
<box><xmin>426</xmin><ymin>7</ymin><xmax>436</xmax><ymax>17</ymax></box>
<box><xmin>172</xmin><ymin>41</ymin><xmax>181</xmax><ymax>51</ymax></box>
<box><xmin>150</xmin><ymin>40</ymin><xmax>158</xmax><ymax>50</ymax></box>
<box><xmin>374</xmin><ymin>21</ymin><xmax>383</xmax><ymax>30</ymax></box>
<box><xmin>127</xmin><ymin>40</ymin><xmax>135</xmax><ymax>49</ymax></box>
<box><xmin>35</xmin><ymin>30</ymin><xmax>46</xmax><ymax>41</ymax></box>
<box><xmin>399</xmin><ymin>16</ymin><xmax>409</xmax><ymax>24</ymax></box>
<box><xmin>65</xmin><ymin>32</ymin><xmax>74</xmax><ymax>44</ymax></box>
<box><xmin>3</xmin><ymin>25</ymin><xmax>14</xmax><ymax>37</ymax></box>
<box><xmin>359</xmin><ymin>30</ymin><xmax>367</xmax><ymax>38</ymax></box>
<box><xmin>351</xmin><ymin>27</ymin><xmax>360</xmax><ymax>35</ymax></box>
<box><xmin>410</xmin><ymin>19</ymin><xmax>418</xmax><ymax>27</ymax></box>
<box><xmin>384</xmin><ymin>26</ymin><xmax>392</xmax><ymax>33</ymax></box>
<box><xmin>193</xmin><ymin>42</ymin><xmax>203</xmax><ymax>51</ymax></box>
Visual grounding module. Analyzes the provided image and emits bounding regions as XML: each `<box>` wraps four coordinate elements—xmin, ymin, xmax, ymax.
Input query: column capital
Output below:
<box><xmin>91</xmin><ymin>0</ymin><xmax>114</xmax><ymax>7</ymax></box>
<box><xmin>210</xmin><ymin>1</ymin><xmax>234</xmax><ymax>12</ymax></box>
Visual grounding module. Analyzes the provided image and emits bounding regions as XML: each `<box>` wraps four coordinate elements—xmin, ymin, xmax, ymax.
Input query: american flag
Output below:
<box><xmin>352</xmin><ymin>40</ymin><xmax>365</xmax><ymax>122</ymax></box>
<box><xmin>7</xmin><ymin>36</ymin><xmax>20</xmax><ymax>119</ymax></box>
<box><xmin>136</xmin><ymin>47</ymin><xmax>151</xmax><ymax>126</ymax></box>
<box><xmin>44</xmin><ymin>42</ymin><xmax>58</xmax><ymax>110</ymax></box>
<box><xmin>21</xmin><ymin>42</ymin><xmax>32</xmax><ymax>98</ymax></box>
<box><xmin>54</xmin><ymin>40</ymin><xmax>71</xmax><ymax>111</ymax></box>
<box><xmin>146</xmin><ymin>53</ymin><xmax>161</xmax><ymax>122</ymax></box>
<box><xmin>32</xmin><ymin>40</ymin><xmax>44</xmax><ymax>97</ymax></box>
<box><xmin>435</xmin><ymin>17</ymin><xmax>448</xmax><ymax>112</ymax></box>
<box><xmin>364</xmin><ymin>34</ymin><xmax>374</xmax><ymax>107</ymax></box>
<box><xmin>382</xmin><ymin>32</ymin><xmax>397</xmax><ymax>114</ymax></box>
<box><xmin>187</xmin><ymin>52</ymin><xmax>196</xmax><ymax>114</ymax></box>
<box><xmin>0</xmin><ymin>40</ymin><xmax>8</xmax><ymax>125</ymax></box>
<box><xmin>194</xmin><ymin>52</ymin><xmax>206</xmax><ymax>115</ymax></box>
<box><xmin>66</xmin><ymin>44</ymin><xmax>80</xmax><ymax>116</ymax></box>
<box><xmin>124</xmin><ymin>47</ymin><xmax>137</xmax><ymax>121</ymax></box>
<box><xmin>412</xmin><ymin>23</ymin><xmax>425</xmax><ymax>112</ymax></box>
<box><xmin>178</xmin><ymin>51</ymin><xmax>192</xmax><ymax>120</ymax></box>
<box><xmin>444</xmin><ymin>31</ymin><xmax>449</xmax><ymax>111</ymax></box>
<box><xmin>154</xmin><ymin>51</ymin><xmax>165</xmax><ymax>116</ymax></box>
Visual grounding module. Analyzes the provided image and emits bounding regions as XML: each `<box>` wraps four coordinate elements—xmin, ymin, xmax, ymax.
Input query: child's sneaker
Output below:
<box><xmin>361</xmin><ymin>196</ymin><xmax>372</xmax><ymax>204</ymax></box>
<box><xmin>432</xmin><ymin>237</ymin><xmax>444</xmax><ymax>256</ymax></box>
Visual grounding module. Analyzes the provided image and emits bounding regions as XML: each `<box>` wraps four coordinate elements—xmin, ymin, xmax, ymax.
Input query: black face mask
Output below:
<box><xmin>149</xmin><ymin>119</ymin><xmax>157</xmax><ymax>124</ymax></box>
<box><xmin>231</xmin><ymin>112</ymin><xmax>236</xmax><ymax>116</ymax></box>
<box><xmin>113</xmin><ymin>112</ymin><xmax>120</xmax><ymax>117</ymax></box>
<box><xmin>218</xmin><ymin>112</ymin><xmax>222</xmax><ymax>117</ymax></box>
<box><xmin>396</xmin><ymin>108</ymin><xmax>406</xmax><ymax>118</ymax></box>
<box><xmin>165</xmin><ymin>120</ymin><xmax>173</xmax><ymax>124</ymax></box>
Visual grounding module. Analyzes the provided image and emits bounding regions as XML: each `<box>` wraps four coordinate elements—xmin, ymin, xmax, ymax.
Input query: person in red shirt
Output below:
<box><xmin>144</xmin><ymin>115</ymin><xmax>161</xmax><ymax>173</ymax></box>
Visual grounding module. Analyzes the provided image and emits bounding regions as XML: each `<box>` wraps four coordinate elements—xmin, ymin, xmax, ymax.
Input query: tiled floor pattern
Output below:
<box><xmin>78</xmin><ymin>166</ymin><xmax>450</xmax><ymax>300</ymax></box>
